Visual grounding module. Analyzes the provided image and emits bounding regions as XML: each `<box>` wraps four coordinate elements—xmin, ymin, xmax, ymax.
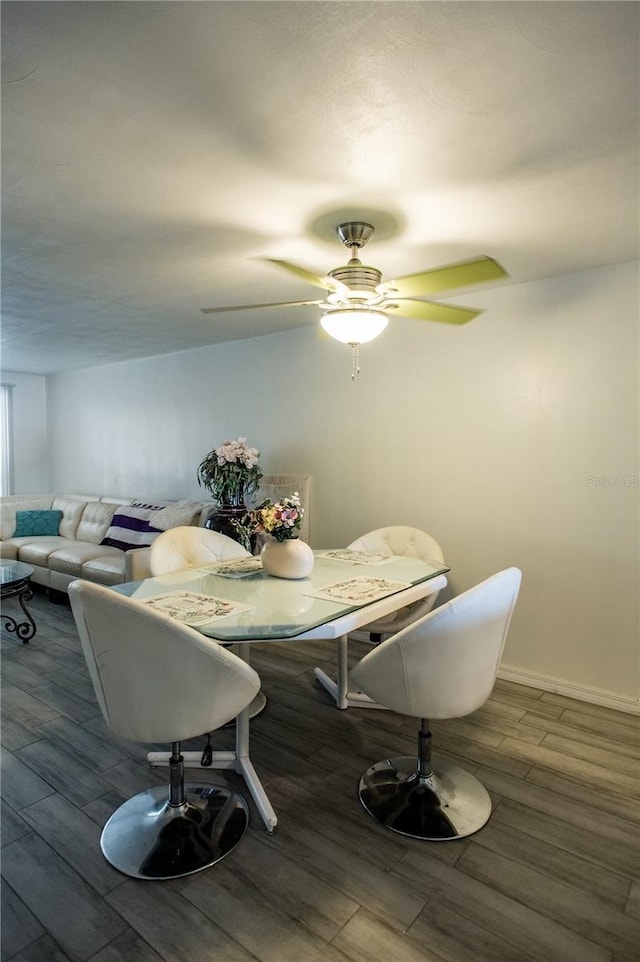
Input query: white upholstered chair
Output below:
<box><xmin>347</xmin><ymin>526</ymin><xmax>446</xmax><ymax>643</ymax></box>
<box><xmin>350</xmin><ymin>567</ymin><xmax>522</xmax><ymax>840</ymax></box>
<box><xmin>69</xmin><ymin>579</ymin><xmax>260</xmax><ymax>879</ymax></box>
<box><xmin>149</xmin><ymin>525</ymin><xmax>250</xmax><ymax>574</ymax></box>
<box><xmin>149</xmin><ymin>526</ymin><xmax>267</xmax><ymax>720</ymax></box>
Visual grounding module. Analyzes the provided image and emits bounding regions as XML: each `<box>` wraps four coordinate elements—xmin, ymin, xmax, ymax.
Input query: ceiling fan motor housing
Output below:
<box><xmin>328</xmin><ymin>263</ymin><xmax>382</xmax><ymax>294</ymax></box>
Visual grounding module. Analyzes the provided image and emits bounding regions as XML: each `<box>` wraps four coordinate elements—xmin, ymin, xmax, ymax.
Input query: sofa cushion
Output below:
<box><xmin>0</xmin><ymin>542</ymin><xmax>18</xmax><ymax>560</ymax></box>
<box><xmin>15</xmin><ymin>537</ymin><xmax>70</xmax><ymax>566</ymax></box>
<box><xmin>47</xmin><ymin>542</ymin><xmax>121</xmax><ymax>577</ymax></box>
<box><xmin>51</xmin><ymin>497</ymin><xmax>89</xmax><ymax>540</ymax></box>
<box><xmin>14</xmin><ymin>510</ymin><xmax>62</xmax><ymax>537</ymax></box>
<box><xmin>82</xmin><ymin>550</ymin><xmax>128</xmax><ymax>585</ymax></box>
<box><xmin>0</xmin><ymin>497</ymin><xmax>54</xmax><ymax>540</ymax></box>
<box><xmin>76</xmin><ymin>502</ymin><xmax>119</xmax><ymax>545</ymax></box>
<box><xmin>100</xmin><ymin>502</ymin><xmax>166</xmax><ymax>551</ymax></box>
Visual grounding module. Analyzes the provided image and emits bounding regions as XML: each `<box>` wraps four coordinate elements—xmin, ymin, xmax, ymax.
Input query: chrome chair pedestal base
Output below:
<box><xmin>358</xmin><ymin>755</ymin><xmax>492</xmax><ymax>840</ymax></box>
<box><xmin>101</xmin><ymin>783</ymin><xmax>250</xmax><ymax>879</ymax></box>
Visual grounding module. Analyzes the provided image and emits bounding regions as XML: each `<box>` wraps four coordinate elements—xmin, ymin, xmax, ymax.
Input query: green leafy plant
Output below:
<box><xmin>197</xmin><ymin>437</ymin><xmax>263</xmax><ymax>504</ymax></box>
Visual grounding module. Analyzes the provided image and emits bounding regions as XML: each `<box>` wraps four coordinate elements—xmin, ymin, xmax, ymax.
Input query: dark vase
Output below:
<box><xmin>204</xmin><ymin>491</ymin><xmax>253</xmax><ymax>550</ymax></box>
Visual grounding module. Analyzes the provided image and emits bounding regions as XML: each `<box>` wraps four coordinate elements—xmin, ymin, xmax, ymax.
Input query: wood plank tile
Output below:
<box><xmin>15</xmin><ymin>740</ymin><xmax>113</xmax><ymax>807</ymax></box>
<box><xmin>27</xmin><ymin>681</ymin><xmax>101</xmax><ymax>725</ymax></box>
<box><xmin>626</xmin><ymin>880</ymin><xmax>640</xmax><ymax>919</ymax></box>
<box><xmin>1</xmin><ymin>799</ymin><xmax>32</xmax><ymax>848</ymax></box>
<box><xmin>1</xmin><ymin>746</ymin><xmax>55</xmax><ymax>810</ymax></box>
<box><xmin>1</xmin><ymin>658</ymin><xmax>50</xmax><ymax>692</ymax></box>
<box><xmin>1</xmin><ymin>685</ymin><xmax>60</xmax><ymax>729</ymax></box>
<box><xmin>5</xmin><ymin>932</ymin><xmax>75</xmax><ymax>962</ymax></box>
<box><xmin>496</xmin><ymin>736</ymin><xmax>640</xmax><ymax>799</ymax></box>
<box><xmin>439</xmin><ymin>709</ymin><xmax>547</xmax><ymax>746</ymax></box>
<box><xmin>525</xmin><ymin>766</ymin><xmax>640</xmax><ymax>826</ymax></box>
<box><xmin>182</xmin><ymin>847</ymin><xmax>356</xmax><ymax>962</ymax></box>
<box><xmin>1</xmin><ymin>879</ymin><xmax>45</xmax><ymax>960</ymax></box>
<box><xmin>3</xmin><ymin>590</ymin><xmax>639</xmax><ymax>962</ymax></box>
<box><xmin>393</xmin><ymin>848</ymin><xmax>612</xmax><ymax>962</ymax></box>
<box><xmin>476</xmin><ymin>768</ymin><xmax>640</xmax><ymax>876</ymax></box>
<box><xmin>1</xmin><ymin>834</ymin><xmax>128</xmax><ymax>961</ymax></box>
<box><xmin>0</xmin><ymin>710</ymin><xmax>42</xmax><ymax>752</ymax></box>
<box><xmin>530</xmin><ymin>707</ymin><xmax>640</xmax><ymax>748</ymax></box>
<box><xmin>407</xmin><ymin>897</ymin><xmax>540</xmax><ymax>962</ymax></box>
<box><xmin>521</xmin><ymin>710</ymin><xmax>640</xmax><ymax>761</ymax></box>
<box><xmin>105</xmin><ymin>879</ymin><xmax>257</xmax><ymax>962</ymax></box>
<box><xmin>20</xmin><ymin>793</ymin><xmax>123</xmax><ymax>895</ymax></box>
<box><xmin>200</xmin><ymin>831</ymin><xmax>358</xmax><ymax>940</ymax></box>
<box><xmin>329</xmin><ymin>907</ymin><xmax>448</xmax><ymax>962</ymax></box>
<box><xmin>36</xmin><ymin>716</ymin><xmax>128</xmax><ymax>773</ymax></box>
<box><xmin>43</xmin><ymin>666</ymin><xmax>98</xmax><ymax>704</ymax></box>
<box><xmin>258</xmin><ymin>805</ymin><xmax>426</xmax><ymax>931</ymax></box>
<box><xmin>82</xmin><ymin>790</ymin><xmax>130</xmax><ymax>830</ymax></box>
<box><xmin>489</xmin><ymin>684</ymin><xmax>564</xmax><ymax>718</ymax></box>
<box><xmin>458</xmin><ymin>840</ymin><xmax>640</xmax><ymax>959</ymax></box>
<box><xmin>540</xmin><ymin>731</ymin><xmax>640</xmax><ymax>775</ymax></box>
<box><xmin>540</xmin><ymin>693</ymin><xmax>640</xmax><ymax>727</ymax></box>
<box><xmin>473</xmin><ymin>816</ymin><xmax>633</xmax><ymax>908</ymax></box>
<box><xmin>84</xmin><ymin>928</ymin><xmax>165</xmax><ymax>962</ymax></box>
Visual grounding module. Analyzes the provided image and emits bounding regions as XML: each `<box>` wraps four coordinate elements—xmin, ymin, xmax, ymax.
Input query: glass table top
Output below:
<box><xmin>115</xmin><ymin>551</ymin><xmax>449</xmax><ymax>642</ymax></box>
<box><xmin>0</xmin><ymin>559</ymin><xmax>35</xmax><ymax>586</ymax></box>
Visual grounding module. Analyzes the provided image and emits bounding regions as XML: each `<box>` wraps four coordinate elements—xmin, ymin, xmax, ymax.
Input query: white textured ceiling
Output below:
<box><xmin>1</xmin><ymin>1</ymin><xmax>638</xmax><ymax>375</ymax></box>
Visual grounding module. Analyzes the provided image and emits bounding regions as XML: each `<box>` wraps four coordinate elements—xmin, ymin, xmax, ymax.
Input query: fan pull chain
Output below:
<box><xmin>350</xmin><ymin>343</ymin><xmax>360</xmax><ymax>380</ymax></box>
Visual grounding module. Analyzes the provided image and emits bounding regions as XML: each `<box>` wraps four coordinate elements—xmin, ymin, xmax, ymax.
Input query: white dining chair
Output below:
<box><xmin>69</xmin><ymin>579</ymin><xmax>260</xmax><ymax>879</ymax></box>
<box><xmin>350</xmin><ymin>567</ymin><xmax>522</xmax><ymax>840</ymax></box>
<box><xmin>347</xmin><ymin>525</ymin><xmax>446</xmax><ymax>643</ymax></box>
<box><xmin>149</xmin><ymin>525</ymin><xmax>267</xmax><ymax>720</ymax></box>
<box><xmin>150</xmin><ymin>525</ymin><xmax>250</xmax><ymax>574</ymax></box>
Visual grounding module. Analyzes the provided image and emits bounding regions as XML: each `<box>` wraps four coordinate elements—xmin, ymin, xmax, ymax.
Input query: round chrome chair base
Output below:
<box><xmin>358</xmin><ymin>756</ymin><xmax>492</xmax><ymax>840</ymax></box>
<box><xmin>101</xmin><ymin>784</ymin><xmax>250</xmax><ymax>879</ymax></box>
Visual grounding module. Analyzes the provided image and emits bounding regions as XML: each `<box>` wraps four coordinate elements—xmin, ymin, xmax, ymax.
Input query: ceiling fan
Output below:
<box><xmin>201</xmin><ymin>222</ymin><xmax>508</xmax><ymax>377</ymax></box>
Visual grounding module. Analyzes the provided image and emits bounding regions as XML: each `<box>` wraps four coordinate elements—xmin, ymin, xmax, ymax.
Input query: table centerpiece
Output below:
<box><xmin>247</xmin><ymin>492</ymin><xmax>313</xmax><ymax>579</ymax></box>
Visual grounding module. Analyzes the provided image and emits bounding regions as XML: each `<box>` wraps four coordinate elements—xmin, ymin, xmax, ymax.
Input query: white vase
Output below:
<box><xmin>261</xmin><ymin>538</ymin><xmax>314</xmax><ymax>579</ymax></box>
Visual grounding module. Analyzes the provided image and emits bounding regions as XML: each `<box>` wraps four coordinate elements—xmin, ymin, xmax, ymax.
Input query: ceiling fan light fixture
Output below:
<box><xmin>320</xmin><ymin>308</ymin><xmax>388</xmax><ymax>345</ymax></box>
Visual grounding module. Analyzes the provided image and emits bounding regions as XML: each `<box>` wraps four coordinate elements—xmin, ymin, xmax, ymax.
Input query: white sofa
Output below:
<box><xmin>0</xmin><ymin>494</ymin><xmax>210</xmax><ymax>594</ymax></box>
<box><xmin>0</xmin><ymin>475</ymin><xmax>311</xmax><ymax>593</ymax></box>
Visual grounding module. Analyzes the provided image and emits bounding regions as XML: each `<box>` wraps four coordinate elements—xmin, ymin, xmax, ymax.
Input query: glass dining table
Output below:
<box><xmin>116</xmin><ymin>549</ymin><xmax>449</xmax><ymax>832</ymax></box>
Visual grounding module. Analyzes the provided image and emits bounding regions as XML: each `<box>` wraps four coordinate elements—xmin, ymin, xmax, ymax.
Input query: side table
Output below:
<box><xmin>1</xmin><ymin>559</ymin><xmax>37</xmax><ymax>643</ymax></box>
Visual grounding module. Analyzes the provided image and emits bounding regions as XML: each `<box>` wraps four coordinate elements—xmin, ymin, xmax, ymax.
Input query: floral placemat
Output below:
<box><xmin>141</xmin><ymin>590</ymin><xmax>253</xmax><ymax>626</ymax></box>
<box><xmin>202</xmin><ymin>557</ymin><xmax>264</xmax><ymax>578</ymax></box>
<box><xmin>320</xmin><ymin>549</ymin><xmax>394</xmax><ymax>565</ymax></box>
<box><xmin>305</xmin><ymin>577</ymin><xmax>411</xmax><ymax>605</ymax></box>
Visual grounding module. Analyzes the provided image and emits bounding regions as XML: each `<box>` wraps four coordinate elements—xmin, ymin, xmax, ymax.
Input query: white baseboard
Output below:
<box><xmin>497</xmin><ymin>664</ymin><xmax>640</xmax><ymax>716</ymax></box>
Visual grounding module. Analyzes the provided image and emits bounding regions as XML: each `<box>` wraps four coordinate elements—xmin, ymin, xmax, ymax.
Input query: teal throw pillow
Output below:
<box><xmin>14</xmin><ymin>509</ymin><xmax>63</xmax><ymax>537</ymax></box>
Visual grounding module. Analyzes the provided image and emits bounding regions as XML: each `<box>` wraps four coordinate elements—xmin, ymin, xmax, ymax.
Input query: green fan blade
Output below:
<box><xmin>259</xmin><ymin>258</ymin><xmax>343</xmax><ymax>292</ymax></box>
<box><xmin>388</xmin><ymin>299</ymin><xmax>481</xmax><ymax>325</ymax></box>
<box><xmin>201</xmin><ymin>299</ymin><xmax>322</xmax><ymax>315</ymax></box>
<box><xmin>386</xmin><ymin>256</ymin><xmax>507</xmax><ymax>299</ymax></box>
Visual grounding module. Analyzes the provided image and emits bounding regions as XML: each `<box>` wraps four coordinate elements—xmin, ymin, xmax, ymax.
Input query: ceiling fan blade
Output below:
<box><xmin>387</xmin><ymin>299</ymin><xmax>481</xmax><ymax>325</ymax></box>
<box><xmin>259</xmin><ymin>258</ymin><xmax>346</xmax><ymax>293</ymax></box>
<box><xmin>201</xmin><ymin>299</ymin><xmax>323</xmax><ymax>315</ymax></box>
<box><xmin>386</xmin><ymin>256</ymin><xmax>508</xmax><ymax>299</ymax></box>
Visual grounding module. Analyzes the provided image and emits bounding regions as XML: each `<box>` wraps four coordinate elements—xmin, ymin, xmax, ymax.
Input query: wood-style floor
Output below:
<box><xmin>1</xmin><ymin>587</ymin><xmax>639</xmax><ymax>962</ymax></box>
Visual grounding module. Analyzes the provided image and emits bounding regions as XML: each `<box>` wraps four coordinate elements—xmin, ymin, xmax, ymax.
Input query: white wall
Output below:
<box><xmin>46</xmin><ymin>262</ymin><xmax>639</xmax><ymax>709</ymax></box>
<box><xmin>0</xmin><ymin>371</ymin><xmax>49</xmax><ymax>492</ymax></box>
